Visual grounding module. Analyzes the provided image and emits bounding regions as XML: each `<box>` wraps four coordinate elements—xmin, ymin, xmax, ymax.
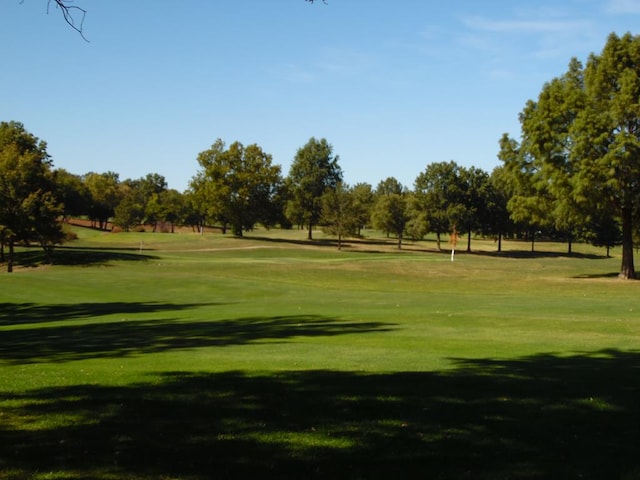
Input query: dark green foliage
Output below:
<box><xmin>508</xmin><ymin>33</ymin><xmax>640</xmax><ymax>278</ymax></box>
<box><xmin>321</xmin><ymin>182</ymin><xmax>358</xmax><ymax>249</ymax></box>
<box><xmin>190</xmin><ymin>139</ymin><xmax>282</xmax><ymax>236</ymax></box>
<box><xmin>287</xmin><ymin>137</ymin><xmax>343</xmax><ymax>240</ymax></box>
<box><xmin>0</xmin><ymin>121</ymin><xmax>63</xmax><ymax>272</ymax></box>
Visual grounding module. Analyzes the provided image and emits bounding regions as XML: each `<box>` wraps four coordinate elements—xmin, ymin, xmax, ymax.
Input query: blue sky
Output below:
<box><xmin>2</xmin><ymin>1</ymin><xmax>640</xmax><ymax>191</ymax></box>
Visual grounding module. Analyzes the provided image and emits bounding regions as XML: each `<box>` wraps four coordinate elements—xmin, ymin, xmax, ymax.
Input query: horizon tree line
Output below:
<box><xmin>2</xmin><ymin>33</ymin><xmax>640</xmax><ymax>277</ymax></box>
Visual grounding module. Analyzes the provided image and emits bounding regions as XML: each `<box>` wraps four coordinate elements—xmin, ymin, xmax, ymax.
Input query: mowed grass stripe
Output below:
<box><xmin>1</xmin><ymin>229</ymin><xmax>639</xmax><ymax>479</ymax></box>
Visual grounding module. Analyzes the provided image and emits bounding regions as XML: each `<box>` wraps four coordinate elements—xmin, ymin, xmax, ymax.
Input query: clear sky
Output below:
<box><xmin>2</xmin><ymin>1</ymin><xmax>640</xmax><ymax>192</ymax></box>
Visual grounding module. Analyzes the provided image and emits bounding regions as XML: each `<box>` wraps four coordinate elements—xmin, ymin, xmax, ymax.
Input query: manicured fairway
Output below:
<box><xmin>1</xmin><ymin>229</ymin><xmax>639</xmax><ymax>479</ymax></box>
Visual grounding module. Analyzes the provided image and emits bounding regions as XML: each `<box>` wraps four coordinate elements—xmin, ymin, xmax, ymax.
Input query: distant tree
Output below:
<box><xmin>159</xmin><ymin>189</ymin><xmax>186</xmax><ymax>233</ymax></box>
<box><xmin>413</xmin><ymin>161</ymin><xmax>461</xmax><ymax>250</ymax></box>
<box><xmin>497</xmin><ymin>134</ymin><xmax>551</xmax><ymax>252</ymax></box>
<box><xmin>182</xmin><ymin>190</ymin><xmax>206</xmax><ymax>233</ymax></box>
<box><xmin>350</xmin><ymin>182</ymin><xmax>374</xmax><ymax>235</ymax></box>
<box><xmin>406</xmin><ymin>193</ymin><xmax>429</xmax><ymax>241</ymax></box>
<box><xmin>487</xmin><ymin>166</ymin><xmax>514</xmax><ymax>252</ymax></box>
<box><xmin>451</xmin><ymin>166</ymin><xmax>491</xmax><ymax>253</ymax></box>
<box><xmin>585</xmin><ymin>214</ymin><xmax>621</xmax><ymax>258</ymax></box>
<box><xmin>321</xmin><ymin>182</ymin><xmax>357</xmax><ymax>249</ymax></box>
<box><xmin>375</xmin><ymin>177</ymin><xmax>405</xmax><ymax>197</ymax></box>
<box><xmin>0</xmin><ymin>121</ymin><xmax>62</xmax><ymax>272</ymax></box>
<box><xmin>371</xmin><ymin>192</ymin><xmax>409</xmax><ymax>249</ymax></box>
<box><xmin>190</xmin><ymin>139</ymin><xmax>282</xmax><ymax>237</ymax></box>
<box><xmin>287</xmin><ymin>137</ymin><xmax>343</xmax><ymax>240</ymax></box>
<box><xmin>83</xmin><ymin>172</ymin><xmax>121</xmax><ymax>230</ymax></box>
<box><xmin>54</xmin><ymin>168</ymin><xmax>90</xmax><ymax>221</ymax></box>
<box><xmin>113</xmin><ymin>185</ymin><xmax>143</xmax><ymax>232</ymax></box>
<box><xmin>374</xmin><ymin>177</ymin><xmax>406</xmax><ymax>239</ymax></box>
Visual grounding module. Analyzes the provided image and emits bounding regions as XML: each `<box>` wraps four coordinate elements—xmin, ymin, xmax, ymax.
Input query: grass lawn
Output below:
<box><xmin>1</xmin><ymin>228</ymin><xmax>639</xmax><ymax>479</ymax></box>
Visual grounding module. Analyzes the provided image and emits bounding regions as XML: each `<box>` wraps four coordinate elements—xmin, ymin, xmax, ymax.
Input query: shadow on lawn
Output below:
<box><xmin>13</xmin><ymin>246</ymin><xmax>158</xmax><ymax>268</ymax></box>
<box><xmin>0</xmin><ymin>301</ymin><xmax>215</xmax><ymax>327</ymax></box>
<box><xmin>0</xmin><ymin>309</ymin><xmax>393</xmax><ymax>363</ymax></box>
<box><xmin>1</xmin><ymin>349</ymin><xmax>639</xmax><ymax>479</ymax></box>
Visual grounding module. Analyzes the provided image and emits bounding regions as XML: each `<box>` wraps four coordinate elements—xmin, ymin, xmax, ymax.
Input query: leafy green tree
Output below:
<box><xmin>487</xmin><ymin>166</ymin><xmax>514</xmax><ymax>252</ymax></box>
<box><xmin>159</xmin><ymin>189</ymin><xmax>186</xmax><ymax>233</ymax></box>
<box><xmin>497</xmin><ymin>134</ymin><xmax>551</xmax><ymax>252</ymax></box>
<box><xmin>287</xmin><ymin>137</ymin><xmax>343</xmax><ymax>240</ymax></box>
<box><xmin>511</xmin><ymin>32</ymin><xmax>640</xmax><ymax>277</ymax></box>
<box><xmin>575</xmin><ymin>33</ymin><xmax>640</xmax><ymax>278</ymax></box>
<box><xmin>113</xmin><ymin>185</ymin><xmax>143</xmax><ymax>232</ymax></box>
<box><xmin>351</xmin><ymin>182</ymin><xmax>374</xmax><ymax>235</ymax></box>
<box><xmin>375</xmin><ymin>177</ymin><xmax>404</xmax><ymax>197</ymax></box>
<box><xmin>321</xmin><ymin>182</ymin><xmax>358</xmax><ymax>249</ymax></box>
<box><xmin>453</xmin><ymin>166</ymin><xmax>491</xmax><ymax>252</ymax></box>
<box><xmin>405</xmin><ymin>192</ymin><xmax>429</xmax><ymax>241</ymax></box>
<box><xmin>371</xmin><ymin>191</ymin><xmax>410</xmax><ymax>249</ymax></box>
<box><xmin>413</xmin><ymin>161</ymin><xmax>460</xmax><ymax>250</ymax></box>
<box><xmin>585</xmin><ymin>214</ymin><xmax>621</xmax><ymax>258</ymax></box>
<box><xmin>190</xmin><ymin>139</ymin><xmax>282</xmax><ymax>237</ymax></box>
<box><xmin>54</xmin><ymin>168</ymin><xmax>90</xmax><ymax>220</ymax></box>
<box><xmin>0</xmin><ymin>121</ymin><xmax>62</xmax><ymax>272</ymax></box>
<box><xmin>374</xmin><ymin>177</ymin><xmax>406</xmax><ymax>240</ymax></box>
<box><xmin>182</xmin><ymin>190</ymin><xmax>207</xmax><ymax>233</ymax></box>
<box><xmin>518</xmin><ymin>58</ymin><xmax>587</xmax><ymax>253</ymax></box>
<box><xmin>83</xmin><ymin>171</ymin><xmax>121</xmax><ymax>230</ymax></box>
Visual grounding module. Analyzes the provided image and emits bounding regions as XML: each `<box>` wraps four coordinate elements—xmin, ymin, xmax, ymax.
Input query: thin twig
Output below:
<box><xmin>47</xmin><ymin>0</ymin><xmax>89</xmax><ymax>41</ymax></box>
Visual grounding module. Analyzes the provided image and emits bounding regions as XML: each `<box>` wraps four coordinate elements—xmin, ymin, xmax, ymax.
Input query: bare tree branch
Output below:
<box><xmin>47</xmin><ymin>0</ymin><xmax>88</xmax><ymax>41</ymax></box>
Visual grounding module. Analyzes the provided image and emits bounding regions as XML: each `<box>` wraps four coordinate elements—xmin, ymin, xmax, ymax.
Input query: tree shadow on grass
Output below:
<box><xmin>0</xmin><ymin>311</ymin><xmax>394</xmax><ymax>363</ymax></box>
<box><xmin>1</xmin><ymin>349</ymin><xmax>639</xmax><ymax>479</ymax></box>
<box><xmin>12</xmin><ymin>246</ymin><xmax>158</xmax><ymax>268</ymax></box>
<box><xmin>573</xmin><ymin>272</ymin><xmax>624</xmax><ymax>279</ymax></box>
<box><xmin>0</xmin><ymin>301</ymin><xmax>221</xmax><ymax>327</ymax></box>
<box><xmin>475</xmin><ymin>250</ymin><xmax>606</xmax><ymax>260</ymax></box>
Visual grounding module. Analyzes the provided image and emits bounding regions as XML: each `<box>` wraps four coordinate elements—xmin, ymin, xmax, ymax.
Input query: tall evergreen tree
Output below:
<box><xmin>511</xmin><ymin>32</ymin><xmax>640</xmax><ymax>277</ymax></box>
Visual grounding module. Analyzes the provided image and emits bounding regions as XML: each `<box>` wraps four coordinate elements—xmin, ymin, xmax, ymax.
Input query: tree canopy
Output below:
<box><xmin>504</xmin><ymin>32</ymin><xmax>640</xmax><ymax>278</ymax></box>
<box><xmin>287</xmin><ymin>137</ymin><xmax>343</xmax><ymax>240</ymax></box>
<box><xmin>0</xmin><ymin>121</ymin><xmax>62</xmax><ymax>272</ymax></box>
<box><xmin>190</xmin><ymin>139</ymin><xmax>282</xmax><ymax>237</ymax></box>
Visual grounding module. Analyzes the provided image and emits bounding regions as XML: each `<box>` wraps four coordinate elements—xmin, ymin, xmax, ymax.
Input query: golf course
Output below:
<box><xmin>1</xmin><ymin>226</ymin><xmax>639</xmax><ymax>479</ymax></box>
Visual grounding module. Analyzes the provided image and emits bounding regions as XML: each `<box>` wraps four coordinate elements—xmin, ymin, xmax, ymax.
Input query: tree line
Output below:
<box><xmin>2</xmin><ymin>33</ymin><xmax>640</xmax><ymax>277</ymax></box>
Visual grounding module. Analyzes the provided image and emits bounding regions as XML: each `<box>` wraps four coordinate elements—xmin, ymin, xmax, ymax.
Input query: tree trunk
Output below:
<box><xmin>397</xmin><ymin>232</ymin><xmax>402</xmax><ymax>249</ymax></box>
<box><xmin>436</xmin><ymin>232</ymin><xmax>441</xmax><ymax>250</ymax></box>
<box><xmin>307</xmin><ymin>223</ymin><xmax>313</xmax><ymax>240</ymax></box>
<box><xmin>530</xmin><ymin>231</ymin><xmax>535</xmax><ymax>252</ymax></box>
<box><xmin>466</xmin><ymin>227</ymin><xmax>472</xmax><ymax>252</ymax></box>
<box><xmin>497</xmin><ymin>232</ymin><xmax>502</xmax><ymax>252</ymax></box>
<box><xmin>619</xmin><ymin>206</ymin><xmax>636</xmax><ymax>279</ymax></box>
<box><xmin>7</xmin><ymin>240</ymin><xmax>14</xmax><ymax>273</ymax></box>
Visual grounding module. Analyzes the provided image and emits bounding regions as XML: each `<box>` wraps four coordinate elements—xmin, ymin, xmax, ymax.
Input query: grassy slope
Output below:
<box><xmin>1</xmin><ymin>228</ymin><xmax>639</xmax><ymax>479</ymax></box>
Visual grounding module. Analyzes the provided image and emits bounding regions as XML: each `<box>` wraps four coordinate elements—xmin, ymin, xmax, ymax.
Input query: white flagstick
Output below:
<box><xmin>449</xmin><ymin>227</ymin><xmax>458</xmax><ymax>262</ymax></box>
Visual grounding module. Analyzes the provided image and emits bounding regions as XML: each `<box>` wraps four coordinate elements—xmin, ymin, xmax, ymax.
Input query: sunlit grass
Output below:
<box><xmin>1</xmin><ymin>227</ymin><xmax>639</xmax><ymax>478</ymax></box>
